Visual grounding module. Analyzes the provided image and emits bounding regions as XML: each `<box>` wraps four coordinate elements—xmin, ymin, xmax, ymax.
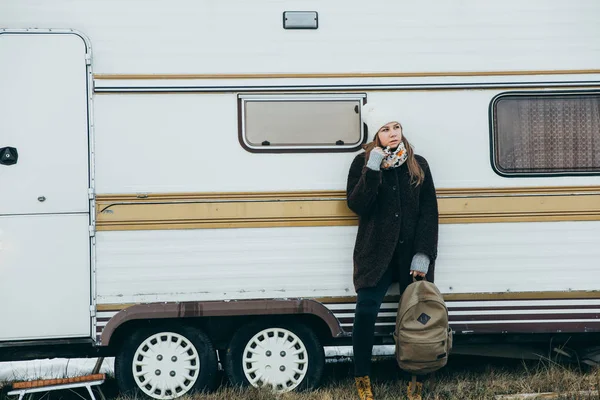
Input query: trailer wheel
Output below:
<box><xmin>114</xmin><ymin>325</ymin><xmax>218</xmax><ymax>399</ymax></box>
<box><xmin>225</xmin><ymin>320</ymin><xmax>325</xmax><ymax>393</ymax></box>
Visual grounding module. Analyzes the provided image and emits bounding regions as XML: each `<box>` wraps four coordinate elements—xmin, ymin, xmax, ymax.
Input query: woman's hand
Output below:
<box><xmin>371</xmin><ymin>147</ymin><xmax>386</xmax><ymax>159</ymax></box>
<box><xmin>366</xmin><ymin>147</ymin><xmax>386</xmax><ymax>171</ymax></box>
<box><xmin>410</xmin><ymin>270</ymin><xmax>426</xmax><ymax>278</ymax></box>
<box><xmin>410</xmin><ymin>253</ymin><xmax>429</xmax><ymax>279</ymax></box>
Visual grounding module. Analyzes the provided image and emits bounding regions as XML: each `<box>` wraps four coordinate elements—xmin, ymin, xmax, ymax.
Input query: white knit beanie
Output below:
<box><xmin>361</xmin><ymin>104</ymin><xmax>400</xmax><ymax>141</ymax></box>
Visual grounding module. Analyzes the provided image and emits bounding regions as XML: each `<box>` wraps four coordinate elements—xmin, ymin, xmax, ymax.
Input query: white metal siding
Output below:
<box><xmin>95</xmin><ymin>226</ymin><xmax>355</xmax><ymax>304</ymax></box>
<box><xmin>95</xmin><ymin>221</ymin><xmax>600</xmax><ymax>304</ymax></box>
<box><xmin>0</xmin><ymin>32</ymin><xmax>92</xmax><ymax>342</ymax></box>
<box><xmin>0</xmin><ymin>33</ymin><xmax>90</xmax><ymax>215</ymax></box>
<box><xmin>0</xmin><ymin>214</ymin><xmax>91</xmax><ymax>340</ymax></box>
<box><xmin>1</xmin><ymin>1</ymin><xmax>599</xmax><ymax>74</ymax></box>
<box><xmin>93</xmin><ymin>90</ymin><xmax>600</xmax><ymax>194</ymax></box>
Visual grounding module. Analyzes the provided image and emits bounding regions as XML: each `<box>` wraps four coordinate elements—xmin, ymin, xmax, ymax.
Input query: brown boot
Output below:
<box><xmin>407</xmin><ymin>376</ymin><xmax>423</xmax><ymax>400</ymax></box>
<box><xmin>355</xmin><ymin>376</ymin><xmax>374</xmax><ymax>400</ymax></box>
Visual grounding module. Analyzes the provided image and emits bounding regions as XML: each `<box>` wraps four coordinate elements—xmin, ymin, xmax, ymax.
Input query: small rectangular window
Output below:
<box><xmin>239</xmin><ymin>93</ymin><xmax>366</xmax><ymax>152</ymax></box>
<box><xmin>491</xmin><ymin>91</ymin><xmax>600</xmax><ymax>176</ymax></box>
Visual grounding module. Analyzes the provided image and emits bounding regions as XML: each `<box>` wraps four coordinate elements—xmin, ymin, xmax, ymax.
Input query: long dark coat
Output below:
<box><xmin>346</xmin><ymin>152</ymin><xmax>439</xmax><ymax>291</ymax></box>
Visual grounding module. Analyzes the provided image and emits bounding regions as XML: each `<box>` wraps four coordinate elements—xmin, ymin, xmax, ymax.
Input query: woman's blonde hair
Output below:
<box><xmin>363</xmin><ymin>125</ymin><xmax>425</xmax><ymax>186</ymax></box>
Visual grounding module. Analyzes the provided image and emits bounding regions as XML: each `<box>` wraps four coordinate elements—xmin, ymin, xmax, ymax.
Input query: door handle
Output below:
<box><xmin>0</xmin><ymin>147</ymin><xmax>18</xmax><ymax>165</ymax></box>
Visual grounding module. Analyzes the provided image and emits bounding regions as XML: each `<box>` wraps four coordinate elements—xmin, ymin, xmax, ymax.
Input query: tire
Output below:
<box><xmin>114</xmin><ymin>324</ymin><xmax>218</xmax><ymax>399</ymax></box>
<box><xmin>225</xmin><ymin>320</ymin><xmax>325</xmax><ymax>393</ymax></box>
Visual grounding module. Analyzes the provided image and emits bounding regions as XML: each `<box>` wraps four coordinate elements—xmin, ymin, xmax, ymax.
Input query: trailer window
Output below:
<box><xmin>491</xmin><ymin>92</ymin><xmax>600</xmax><ymax>176</ymax></box>
<box><xmin>238</xmin><ymin>94</ymin><xmax>366</xmax><ymax>152</ymax></box>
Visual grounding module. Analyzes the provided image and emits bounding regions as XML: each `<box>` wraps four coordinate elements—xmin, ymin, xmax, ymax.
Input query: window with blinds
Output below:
<box><xmin>491</xmin><ymin>92</ymin><xmax>600</xmax><ymax>176</ymax></box>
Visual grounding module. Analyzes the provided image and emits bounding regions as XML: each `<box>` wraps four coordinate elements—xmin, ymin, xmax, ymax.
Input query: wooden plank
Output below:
<box><xmin>12</xmin><ymin>374</ymin><xmax>105</xmax><ymax>389</ymax></box>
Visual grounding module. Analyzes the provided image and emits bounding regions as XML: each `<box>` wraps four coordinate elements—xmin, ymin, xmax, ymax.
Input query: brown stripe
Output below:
<box><xmin>338</xmin><ymin>326</ymin><xmax>395</xmax><ymax>334</ymax></box>
<box><xmin>335</xmin><ymin>305</ymin><xmax>600</xmax><ymax>314</ymax></box>
<box><xmin>93</xmin><ymin>69</ymin><xmax>600</xmax><ymax>80</ymax></box>
<box><xmin>445</xmin><ymin>292</ymin><xmax>600</xmax><ymax>301</ymax></box>
<box><xmin>338</xmin><ymin>311</ymin><xmax>600</xmax><ymax>325</ymax></box>
<box><xmin>340</xmin><ymin>317</ymin><xmax>396</xmax><ymax>324</ymax></box>
<box><xmin>95</xmin><ymin>187</ymin><xmax>600</xmax><ymax>231</ymax></box>
<box><xmin>452</xmin><ymin>321</ymin><xmax>600</xmax><ymax>334</ymax></box>
<box><xmin>331</xmin><ymin>309</ymin><xmax>358</xmax><ymax>314</ymax></box>
<box><xmin>99</xmin><ymin>318</ymin><xmax>600</xmax><ymax>335</ymax></box>
<box><xmin>449</xmin><ymin>304</ymin><xmax>600</xmax><ymax>312</ymax></box>
<box><xmin>449</xmin><ymin>313</ymin><xmax>600</xmax><ymax>322</ymax></box>
<box><xmin>348</xmin><ymin>321</ymin><xmax>600</xmax><ymax>335</ymax></box>
<box><xmin>330</xmin><ymin>303</ymin><xmax>398</xmax><ymax>314</ymax></box>
<box><xmin>97</xmin><ymin>293</ymin><xmax>600</xmax><ymax>316</ymax></box>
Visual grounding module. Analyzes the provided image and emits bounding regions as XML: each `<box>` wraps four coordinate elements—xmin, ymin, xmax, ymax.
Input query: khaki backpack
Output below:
<box><xmin>393</xmin><ymin>277</ymin><xmax>453</xmax><ymax>375</ymax></box>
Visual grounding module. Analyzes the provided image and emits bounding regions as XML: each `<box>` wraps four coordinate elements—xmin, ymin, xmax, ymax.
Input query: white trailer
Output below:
<box><xmin>1</xmin><ymin>1</ymin><xmax>600</xmax><ymax>397</ymax></box>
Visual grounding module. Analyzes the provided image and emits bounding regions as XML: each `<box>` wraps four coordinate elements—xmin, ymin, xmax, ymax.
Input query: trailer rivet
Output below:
<box><xmin>280</xmin><ymin>351</ymin><xmax>286</xmax><ymax>357</ymax></box>
<box><xmin>279</xmin><ymin>366</ymin><xmax>286</xmax><ymax>372</ymax></box>
<box><xmin>157</xmin><ymin>355</ymin><xmax>163</xmax><ymax>361</ymax></box>
<box><xmin>155</xmin><ymin>370</ymin><xmax>161</xmax><ymax>376</ymax></box>
<box><xmin>266</xmin><ymin>351</ymin><xmax>272</xmax><ymax>357</ymax></box>
<box><xmin>170</xmin><ymin>371</ymin><xmax>176</xmax><ymax>377</ymax></box>
<box><xmin>171</xmin><ymin>356</ymin><xmax>178</xmax><ymax>362</ymax></box>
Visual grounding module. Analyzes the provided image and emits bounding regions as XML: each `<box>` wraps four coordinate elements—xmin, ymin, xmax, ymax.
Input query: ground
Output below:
<box><xmin>1</xmin><ymin>355</ymin><xmax>599</xmax><ymax>400</ymax></box>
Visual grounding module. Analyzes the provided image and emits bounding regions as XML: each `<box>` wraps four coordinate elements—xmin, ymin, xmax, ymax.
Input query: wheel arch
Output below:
<box><xmin>101</xmin><ymin>299</ymin><xmax>345</xmax><ymax>349</ymax></box>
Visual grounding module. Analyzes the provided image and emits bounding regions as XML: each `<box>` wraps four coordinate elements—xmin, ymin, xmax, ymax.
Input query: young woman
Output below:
<box><xmin>346</xmin><ymin>105</ymin><xmax>439</xmax><ymax>400</ymax></box>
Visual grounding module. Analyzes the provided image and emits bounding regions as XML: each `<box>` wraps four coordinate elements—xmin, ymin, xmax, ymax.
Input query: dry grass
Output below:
<box><xmin>184</xmin><ymin>356</ymin><xmax>600</xmax><ymax>400</ymax></box>
<box><xmin>1</xmin><ymin>356</ymin><xmax>598</xmax><ymax>400</ymax></box>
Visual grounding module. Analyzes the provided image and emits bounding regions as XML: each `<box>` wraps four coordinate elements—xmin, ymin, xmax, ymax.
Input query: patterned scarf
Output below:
<box><xmin>381</xmin><ymin>142</ymin><xmax>408</xmax><ymax>169</ymax></box>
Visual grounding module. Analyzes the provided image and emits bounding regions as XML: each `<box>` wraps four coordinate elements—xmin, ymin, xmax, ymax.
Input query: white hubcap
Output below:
<box><xmin>242</xmin><ymin>328</ymin><xmax>309</xmax><ymax>392</ymax></box>
<box><xmin>132</xmin><ymin>332</ymin><xmax>200</xmax><ymax>399</ymax></box>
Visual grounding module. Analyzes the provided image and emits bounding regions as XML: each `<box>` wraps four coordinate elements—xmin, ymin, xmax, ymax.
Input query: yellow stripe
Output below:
<box><xmin>93</xmin><ymin>69</ymin><xmax>600</xmax><ymax>80</ymax></box>
<box><xmin>97</xmin><ymin>304</ymin><xmax>135</xmax><ymax>312</ymax></box>
<box><xmin>96</xmin><ymin>187</ymin><xmax>600</xmax><ymax>231</ymax></box>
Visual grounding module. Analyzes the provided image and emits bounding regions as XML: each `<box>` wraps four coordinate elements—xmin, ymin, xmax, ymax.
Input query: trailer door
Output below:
<box><xmin>0</xmin><ymin>32</ymin><xmax>92</xmax><ymax>341</ymax></box>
